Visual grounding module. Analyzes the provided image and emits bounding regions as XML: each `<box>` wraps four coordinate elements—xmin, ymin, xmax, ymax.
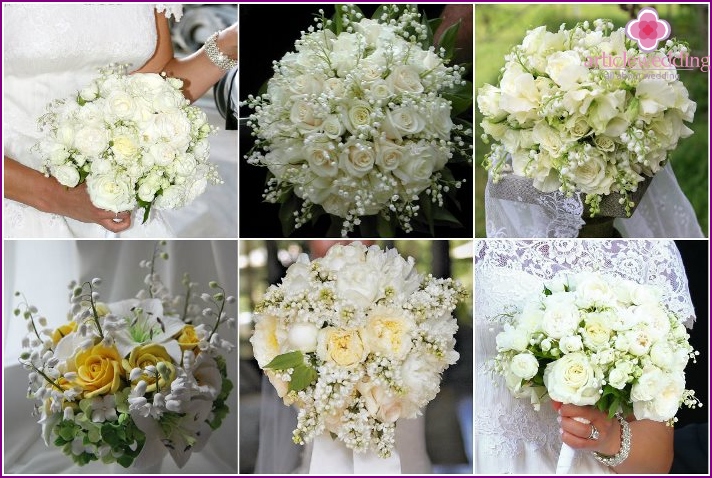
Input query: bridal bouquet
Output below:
<box><xmin>244</xmin><ymin>5</ymin><xmax>472</xmax><ymax>236</ymax></box>
<box><xmin>479</xmin><ymin>20</ymin><xmax>696</xmax><ymax>216</ymax></box>
<box><xmin>493</xmin><ymin>271</ymin><xmax>700</xmax><ymax>471</ymax></box>
<box><xmin>16</xmin><ymin>243</ymin><xmax>234</xmax><ymax>468</ymax></box>
<box><xmin>250</xmin><ymin>243</ymin><xmax>465</xmax><ymax>458</ymax></box>
<box><xmin>37</xmin><ymin>65</ymin><xmax>222</xmax><ymax>222</ymax></box>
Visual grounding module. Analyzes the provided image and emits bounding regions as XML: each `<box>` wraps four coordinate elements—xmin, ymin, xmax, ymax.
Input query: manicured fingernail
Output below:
<box><xmin>559</xmin><ymin>428</ymin><xmax>564</xmax><ymax>435</ymax></box>
<box><xmin>556</xmin><ymin>416</ymin><xmax>562</xmax><ymax>424</ymax></box>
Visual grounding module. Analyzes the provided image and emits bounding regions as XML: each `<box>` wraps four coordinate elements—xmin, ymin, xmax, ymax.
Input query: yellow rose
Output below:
<box><xmin>317</xmin><ymin>327</ymin><xmax>367</xmax><ymax>367</ymax></box>
<box><xmin>72</xmin><ymin>344</ymin><xmax>123</xmax><ymax>398</ymax></box>
<box><xmin>51</xmin><ymin>322</ymin><xmax>77</xmax><ymax>344</ymax></box>
<box><xmin>175</xmin><ymin>325</ymin><xmax>200</xmax><ymax>354</ymax></box>
<box><xmin>122</xmin><ymin>343</ymin><xmax>176</xmax><ymax>393</ymax></box>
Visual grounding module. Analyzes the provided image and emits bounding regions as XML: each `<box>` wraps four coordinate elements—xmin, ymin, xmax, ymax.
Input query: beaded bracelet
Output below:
<box><xmin>592</xmin><ymin>414</ymin><xmax>631</xmax><ymax>468</ymax></box>
<box><xmin>205</xmin><ymin>31</ymin><xmax>237</xmax><ymax>71</ymax></box>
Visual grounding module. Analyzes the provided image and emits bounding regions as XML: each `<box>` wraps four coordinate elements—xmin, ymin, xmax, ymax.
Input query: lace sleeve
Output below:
<box><xmin>475</xmin><ymin>240</ymin><xmax>695</xmax><ymax>326</ymax></box>
<box><xmin>155</xmin><ymin>4</ymin><xmax>183</xmax><ymax>21</ymax></box>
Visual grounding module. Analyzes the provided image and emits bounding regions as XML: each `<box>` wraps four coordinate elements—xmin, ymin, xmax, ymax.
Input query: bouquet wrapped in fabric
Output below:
<box><xmin>250</xmin><ymin>243</ymin><xmax>466</xmax><ymax>463</ymax></box>
<box><xmin>244</xmin><ymin>5</ymin><xmax>473</xmax><ymax>237</ymax></box>
<box><xmin>478</xmin><ymin>19</ymin><xmax>696</xmax><ymax>218</ymax></box>
<box><xmin>493</xmin><ymin>271</ymin><xmax>700</xmax><ymax>472</ymax></box>
<box><xmin>16</xmin><ymin>243</ymin><xmax>235</xmax><ymax>469</ymax></box>
<box><xmin>37</xmin><ymin>65</ymin><xmax>222</xmax><ymax>222</ymax></box>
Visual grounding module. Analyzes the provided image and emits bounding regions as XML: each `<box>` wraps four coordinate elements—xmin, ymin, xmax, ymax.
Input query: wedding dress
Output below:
<box><xmin>485</xmin><ymin>163</ymin><xmax>705</xmax><ymax>238</ymax></box>
<box><xmin>474</xmin><ymin>240</ymin><xmax>695</xmax><ymax>474</ymax></box>
<box><xmin>2</xmin><ymin>240</ymin><xmax>237</xmax><ymax>474</ymax></box>
<box><xmin>3</xmin><ymin>4</ymin><xmax>183</xmax><ymax>238</ymax></box>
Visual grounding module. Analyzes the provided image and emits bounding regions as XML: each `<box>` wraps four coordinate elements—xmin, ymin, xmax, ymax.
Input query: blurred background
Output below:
<box><xmin>474</xmin><ymin>4</ymin><xmax>709</xmax><ymax>237</ymax></box>
<box><xmin>238</xmin><ymin>240</ymin><xmax>473</xmax><ymax>473</ymax></box>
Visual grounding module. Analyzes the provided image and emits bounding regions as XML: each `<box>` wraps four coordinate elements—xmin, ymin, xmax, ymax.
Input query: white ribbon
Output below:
<box><xmin>556</xmin><ymin>416</ymin><xmax>590</xmax><ymax>474</ymax></box>
<box><xmin>308</xmin><ymin>434</ymin><xmax>401</xmax><ymax>474</ymax></box>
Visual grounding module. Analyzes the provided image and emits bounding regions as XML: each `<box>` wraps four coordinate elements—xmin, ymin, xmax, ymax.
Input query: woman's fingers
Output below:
<box><xmin>98</xmin><ymin>211</ymin><xmax>132</xmax><ymax>233</ymax></box>
<box><xmin>558</xmin><ymin>404</ymin><xmax>621</xmax><ymax>454</ymax></box>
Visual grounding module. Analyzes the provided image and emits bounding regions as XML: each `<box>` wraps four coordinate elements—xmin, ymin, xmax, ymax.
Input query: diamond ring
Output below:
<box><xmin>588</xmin><ymin>424</ymin><xmax>600</xmax><ymax>441</ymax></box>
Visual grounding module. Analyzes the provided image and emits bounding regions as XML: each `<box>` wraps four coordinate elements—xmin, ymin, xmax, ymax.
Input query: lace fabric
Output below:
<box><xmin>485</xmin><ymin>163</ymin><xmax>705</xmax><ymax>238</ymax></box>
<box><xmin>3</xmin><ymin>4</ymin><xmax>178</xmax><ymax>238</ymax></box>
<box><xmin>474</xmin><ymin>240</ymin><xmax>695</xmax><ymax>474</ymax></box>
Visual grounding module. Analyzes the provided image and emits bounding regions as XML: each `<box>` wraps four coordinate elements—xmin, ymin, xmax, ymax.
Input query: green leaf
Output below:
<box><xmin>442</xmin><ymin>80</ymin><xmax>474</xmax><ymax>117</ymax></box>
<box><xmin>278</xmin><ymin>197</ymin><xmax>298</xmax><ymax>237</ymax></box>
<box><xmin>264</xmin><ymin>350</ymin><xmax>305</xmax><ymax>371</ymax></box>
<box><xmin>432</xmin><ymin>206</ymin><xmax>463</xmax><ymax>226</ymax></box>
<box><xmin>426</xmin><ymin>17</ymin><xmax>442</xmax><ymax>47</ymax></box>
<box><xmin>289</xmin><ymin>364</ymin><xmax>318</xmax><ymax>392</ymax></box>
<box><xmin>543</xmin><ymin>286</ymin><xmax>552</xmax><ymax>296</ymax></box>
<box><xmin>376</xmin><ymin>214</ymin><xmax>396</xmax><ymax>238</ymax></box>
<box><xmin>420</xmin><ymin>195</ymin><xmax>436</xmax><ymax>236</ymax></box>
<box><xmin>435</xmin><ymin>20</ymin><xmax>461</xmax><ymax>62</ymax></box>
<box><xmin>332</xmin><ymin>4</ymin><xmax>345</xmax><ymax>34</ymax></box>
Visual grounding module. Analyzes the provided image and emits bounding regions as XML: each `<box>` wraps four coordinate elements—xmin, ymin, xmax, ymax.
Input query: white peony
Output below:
<box><xmin>286</xmin><ymin>322</ymin><xmax>319</xmax><ymax>353</ymax></box>
<box><xmin>541</xmin><ymin>293</ymin><xmax>580</xmax><ymax>339</ymax></box>
<box><xmin>51</xmin><ymin>164</ymin><xmax>80</xmax><ymax>188</ymax></box>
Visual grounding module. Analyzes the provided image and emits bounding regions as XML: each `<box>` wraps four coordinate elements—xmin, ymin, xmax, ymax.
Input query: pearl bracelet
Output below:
<box><xmin>205</xmin><ymin>31</ymin><xmax>237</xmax><ymax>71</ymax></box>
<box><xmin>592</xmin><ymin>414</ymin><xmax>631</xmax><ymax>468</ymax></box>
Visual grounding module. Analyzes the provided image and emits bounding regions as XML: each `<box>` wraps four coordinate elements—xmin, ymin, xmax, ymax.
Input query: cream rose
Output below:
<box><xmin>357</xmin><ymin>381</ymin><xmax>402</xmax><ymax>423</ymax></box>
<box><xmin>543</xmin><ymin>352</ymin><xmax>601</xmax><ymax>405</ymax></box>
<box><xmin>339</xmin><ymin>139</ymin><xmax>375</xmax><ymax>178</ymax></box>
<box><xmin>290</xmin><ymin>99</ymin><xmax>322</xmax><ymax>130</ymax></box>
<box><xmin>86</xmin><ymin>173</ymin><xmax>135</xmax><ymax>212</ymax></box>
<box><xmin>251</xmin><ymin>314</ymin><xmax>284</xmax><ymax>368</ymax></box>
<box><xmin>386</xmin><ymin>65</ymin><xmax>424</xmax><ymax>94</ymax></box>
<box><xmin>363</xmin><ymin>306</ymin><xmax>414</xmax><ymax>359</ymax></box>
<box><xmin>545</xmin><ymin>51</ymin><xmax>589</xmax><ymax>89</ymax></box>
<box><xmin>510</xmin><ymin>352</ymin><xmax>539</xmax><ymax>380</ymax></box>
<box><xmin>306</xmin><ymin>141</ymin><xmax>338</xmax><ymax>178</ymax></box>
<box><xmin>383</xmin><ymin>106</ymin><xmax>425</xmax><ymax>140</ymax></box>
<box><xmin>316</xmin><ymin>327</ymin><xmax>368</xmax><ymax>367</ymax></box>
<box><xmin>571</xmin><ymin>149</ymin><xmax>615</xmax><ymax>195</ymax></box>
<box><xmin>580</xmin><ymin>313</ymin><xmax>613</xmax><ymax>351</ymax></box>
<box><xmin>375</xmin><ymin>140</ymin><xmax>406</xmax><ymax>171</ymax></box>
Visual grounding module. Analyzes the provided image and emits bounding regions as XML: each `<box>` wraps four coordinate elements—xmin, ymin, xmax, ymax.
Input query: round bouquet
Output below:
<box><xmin>250</xmin><ymin>243</ymin><xmax>466</xmax><ymax>459</ymax></box>
<box><xmin>493</xmin><ymin>271</ymin><xmax>700</xmax><ymax>471</ymax></box>
<box><xmin>244</xmin><ymin>5</ymin><xmax>472</xmax><ymax>236</ymax></box>
<box><xmin>37</xmin><ymin>65</ymin><xmax>223</xmax><ymax>222</ymax></box>
<box><xmin>478</xmin><ymin>19</ymin><xmax>696</xmax><ymax>216</ymax></box>
<box><xmin>16</xmin><ymin>244</ymin><xmax>235</xmax><ymax>468</ymax></box>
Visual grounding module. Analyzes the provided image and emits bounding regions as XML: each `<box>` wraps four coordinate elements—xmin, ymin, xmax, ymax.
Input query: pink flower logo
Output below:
<box><xmin>626</xmin><ymin>7</ymin><xmax>671</xmax><ymax>51</ymax></box>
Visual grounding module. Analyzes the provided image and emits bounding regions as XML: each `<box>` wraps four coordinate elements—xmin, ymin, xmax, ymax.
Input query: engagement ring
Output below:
<box><xmin>588</xmin><ymin>424</ymin><xmax>600</xmax><ymax>441</ymax></box>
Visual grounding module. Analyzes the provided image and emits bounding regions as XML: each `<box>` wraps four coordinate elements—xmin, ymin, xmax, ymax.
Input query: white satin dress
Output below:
<box><xmin>3</xmin><ymin>4</ymin><xmax>179</xmax><ymax>238</ymax></box>
<box><xmin>474</xmin><ymin>240</ymin><xmax>695</xmax><ymax>474</ymax></box>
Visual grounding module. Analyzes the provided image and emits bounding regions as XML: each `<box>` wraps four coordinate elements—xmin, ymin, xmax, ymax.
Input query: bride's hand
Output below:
<box><xmin>555</xmin><ymin>402</ymin><xmax>622</xmax><ymax>456</ymax></box>
<box><xmin>4</xmin><ymin>157</ymin><xmax>132</xmax><ymax>233</ymax></box>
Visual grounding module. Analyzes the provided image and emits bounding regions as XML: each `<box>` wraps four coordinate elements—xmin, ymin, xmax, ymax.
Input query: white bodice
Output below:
<box><xmin>474</xmin><ymin>240</ymin><xmax>694</xmax><ymax>474</ymax></box>
<box><xmin>2</xmin><ymin>4</ymin><xmax>180</xmax><ymax>237</ymax></box>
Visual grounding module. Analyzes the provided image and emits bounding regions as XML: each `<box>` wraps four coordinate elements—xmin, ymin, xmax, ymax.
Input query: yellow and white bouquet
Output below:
<box><xmin>244</xmin><ymin>5</ymin><xmax>472</xmax><ymax>236</ymax></box>
<box><xmin>479</xmin><ymin>20</ymin><xmax>695</xmax><ymax>216</ymax></box>
<box><xmin>37</xmin><ymin>65</ymin><xmax>222</xmax><ymax>222</ymax></box>
<box><xmin>16</xmin><ymin>243</ymin><xmax>234</xmax><ymax>468</ymax></box>
<box><xmin>250</xmin><ymin>242</ymin><xmax>466</xmax><ymax>458</ymax></box>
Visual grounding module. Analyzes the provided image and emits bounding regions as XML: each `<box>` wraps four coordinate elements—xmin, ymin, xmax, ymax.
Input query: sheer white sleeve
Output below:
<box><xmin>155</xmin><ymin>4</ymin><xmax>183</xmax><ymax>21</ymax></box>
<box><xmin>485</xmin><ymin>164</ymin><xmax>704</xmax><ymax>238</ymax></box>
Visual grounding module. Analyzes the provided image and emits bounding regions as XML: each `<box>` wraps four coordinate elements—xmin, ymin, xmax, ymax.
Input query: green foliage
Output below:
<box><xmin>208</xmin><ymin>355</ymin><xmax>234</xmax><ymax>430</ymax></box>
<box><xmin>265</xmin><ymin>350</ymin><xmax>318</xmax><ymax>392</ymax></box>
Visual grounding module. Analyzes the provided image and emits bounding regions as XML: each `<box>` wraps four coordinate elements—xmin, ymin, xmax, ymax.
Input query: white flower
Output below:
<box><xmin>383</xmin><ymin>106</ymin><xmax>425</xmax><ymax>140</ymax></box>
<box><xmin>510</xmin><ymin>352</ymin><xmax>539</xmax><ymax>380</ymax></box>
<box><xmin>286</xmin><ymin>322</ymin><xmax>319</xmax><ymax>353</ymax></box>
<box><xmin>363</xmin><ymin>306</ymin><xmax>414</xmax><ymax>359</ymax></box>
<box><xmin>104</xmin><ymin>90</ymin><xmax>137</xmax><ymax>121</ymax></box>
<box><xmin>90</xmin><ymin>395</ymin><xmax>118</xmax><ymax>423</ymax></box>
<box><xmin>357</xmin><ymin>380</ymin><xmax>402</xmax><ymax>423</ymax></box>
<box><xmin>251</xmin><ymin>314</ymin><xmax>284</xmax><ymax>368</ymax></box>
<box><xmin>559</xmin><ymin>335</ymin><xmax>584</xmax><ymax>354</ymax></box>
<box><xmin>190</xmin><ymin>353</ymin><xmax>222</xmax><ymax>400</ymax></box>
<box><xmin>541</xmin><ymin>293</ymin><xmax>580</xmax><ymax>339</ymax></box>
<box><xmin>633</xmin><ymin>372</ymin><xmax>685</xmax><ymax>422</ymax></box>
<box><xmin>51</xmin><ymin>164</ymin><xmax>80</xmax><ymax>188</ymax></box>
<box><xmin>543</xmin><ymin>352</ymin><xmax>601</xmax><ymax>406</ymax></box>
<box><xmin>290</xmin><ymin>99</ymin><xmax>322</xmax><ymax>130</ymax></box>
<box><xmin>496</xmin><ymin>323</ymin><xmax>529</xmax><ymax>352</ymax></box>
<box><xmin>73</xmin><ymin>126</ymin><xmax>108</xmax><ymax>157</ymax></box>
<box><xmin>545</xmin><ymin>50</ymin><xmax>589</xmax><ymax>89</ymax></box>
<box><xmin>339</xmin><ymin>139</ymin><xmax>375</xmax><ymax>179</ymax></box>
<box><xmin>386</xmin><ymin>65</ymin><xmax>424</xmax><ymax>94</ymax></box>
<box><xmin>86</xmin><ymin>173</ymin><xmax>136</xmax><ymax>213</ymax></box>
<box><xmin>580</xmin><ymin>312</ymin><xmax>613</xmax><ymax>351</ymax></box>
<box><xmin>607</xmin><ymin>362</ymin><xmax>634</xmax><ymax>390</ymax></box>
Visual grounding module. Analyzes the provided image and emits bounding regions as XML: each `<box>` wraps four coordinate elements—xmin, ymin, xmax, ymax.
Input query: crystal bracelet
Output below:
<box><xmin>205</xmin><ymin>31</ymin><xmax>237</xmax><ymax>71</ymax></box>
<box><xmin>592</xmin><ymin>414</ymin><xmax>631</xmax><ymax>468</ymax></box>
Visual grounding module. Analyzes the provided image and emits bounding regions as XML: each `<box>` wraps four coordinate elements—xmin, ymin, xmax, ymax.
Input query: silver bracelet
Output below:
<box><xmin>204</xmin><ymin>31</ymin><xmax>237</xmax><ymax>71</ymax></box>
<box><xmin>592</xmin><ymin>414</ymin><xmax>631</xmax><ymax>468</ymax></box>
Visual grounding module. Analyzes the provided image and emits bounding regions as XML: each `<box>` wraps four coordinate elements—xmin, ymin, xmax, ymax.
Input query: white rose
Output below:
<box><xmin>344</xmin><ymin>101</ymin><xmax>372</xmax><ymax>133</ymax></box>
<box><xmin>625</xmin><ymin>328</ymin><xmax>654</xmax><ymax>356</ymax></box>
<box><xmin>559</xmin><ymin>335</ymin><xmax>584</xmax><ymax>354</ymax></box>
<box><xmin>367</xmin><ymin>79</ymin><xmax>394</xmax><ymax>103</ymax></box>
<box><xmin>153</xmin><ymin>184</ymin><xmax>185</xmax><ymax>209</ymax></box>
<box><xmin>281</xmin><ymin>255</ymin><xmax>312</xmax><ymax>295</ymax></box>
<box><xmin>386</xmin><ymin>65</ymin><xmax>423</xmax><ymax>94</ymax></box>
<box><xmin>129</xmin><ymin>73</ymin><xmax>168</xmax><ymax>99</ymax></box>
<box><xmin>321</xmin><ymin>115</ymin><xmax>345</xmax><ymax>140</ymax></box>
<box><xmin>543</xmin><ymin>352</ymin><xmax>601</xmax><ymax>406</ymax></box>
<box><xmin>104</xmin><ymin>90</ymin><xmax>137</xmax><ymax>122</ymax></box>
<box><xmin>173</xmin><ymin>153</ymin><xmax>197</xmax><ymax>177</ymax></box>
<box><xmin>607</xmin><ymin>363</ymin><xmax>633</xmax><ymax>390</ymax></box>
<box><xmin>289</xmin><ymin>74</ymin><xmax>323</xmax><ymax>96</ymax></box>
<box><xmin>110</xmin><ymin>134</ymin><xmax>140</xmax><ymax>163</ymax></box>
<box><xmin>335</xmin><ymin>261</ymin><xmax>380</xmax><ymax>308</ymax></box>
<box><xmin>580</xmin><ymin>312</ymin><xmax>613</xmax><ymax>351</ymax></box>
<box><xmin>357</xmin><ymin>58</ymin><xmax>384</xmax><ymax>84</ymax></box>
<box><xmin>477</xmin><ymin>84</ymin><xmax>505</xmax><ymax>120</ymax></box>
<box><xmin>632</xmin><ymin>303</ymin><xmax>671</xmax><ymax>342</ymax></box>
<box><xmin>495</xmin><ymin>324</ymin><xmax>529</xmax><ymax>352</ymax></box>
<box><xmin>650</xmin><ymin>341</ymin><xmax>686</xmax><ymax>372</ymax></box>
<box><xmin>517</xmin><ymin>303</ymin><xmax>544</xmax><ymax>333</ymax></box>
<box><xmin>290</xmin><ymin>99</ymin><xmax>322</xmax><ymax>130</ymax></box>
<box><xmin>339</xmin><ymin>139</ymin><xmax>375</xmax><ymax>178</ymax></box>
<box><xmin>424</xmin><ymin>99</ymin><xmax>454</xmax><ymax>139</ymax></box>
<box><xmin>147</xmin><ymin>111</ymin><xmax>193</xmax><ymax>149</ymax></box>
<box><xmin>322</xmin><ymin>78</ymin><xmax>346</xmax><ymax>98</ymax></box>
<box><xmin>319</xmin><ymin>243</ymin><xmax>365</xmax><ymax>272</ymax></box>
<box><xmin>498</xmin><ymin>65</ymin><xmax>540</xmax><ymax>123</ymax></box>
<box><xmin>74</xmin><ymin>127</ymin><xmax>108</xmax><ymax>157</ymax></box>
<box><xmin>287</xmin><ymin>322</ymin><xmax>319</xmax><ymax>353</ymax></box>
<box><xmin>145</xmin><ymin>143</ymin><xmax>177</xmax><ymax>167</ymax></box>
<box><xmin>545</xmin><ymin>51</ymin><xmax>589</xmax><ymax>89</ymax></box>
<box><xmin>633</xmin><ymin>373</ymin><xmax>685</xmax><ymax>422</ymax></box>
<box><xmin>86</xmin><ymin>173</ymin><xmax>135</xmax><ymax>213</ymax></box>
<box><xmin>137</xmin><ymin>178</ymin><xmax>160</xmax><ymax>203</ymax></box>
<box><xmin>51</xmin><ymin>164</ymin><xmax>80</xmax><ymax>187</ymax></box>
<box><xmin>631</xmin><ymin>365</ymin><xmax>664</xmax><ymax>401</ymax></box>
<box><xmin>510</xmin><ymin>352</ymin><xmax>539</xmax><ymax>380</ymax></box>
<box><xmin>184</xmin><ymin>176</ymin><xmax>207</xmax><ymax>204</ymax></box>
<box><xmin>541</xmin><ymin>294</ymin><xmax>580</xmax><ymax>339</ymax></box>
<box><xmin>533</xmin><ymin>121</ymin><xmax>564</xmax><ymax>158</ymax></box>
<box><xmin>353</xmin><ymin>18</ymin><xmax>394</xmax><ymax>45</ymax></box>
<box><xmin>571</xmin><ymin>149</ymin><xmax>615</xmax><ymax>195</ymax></box>
<box><xmin>306</xmin><ymin>140</ymin><xmax>338</xmax><ymax>178</ymax></box>
<box><xmin>383</xmin><ymin>106</ymin><xmax>425</xmax><ymax>140</ymax></box>
<box><xmin>392</xmin><ymin>142</ymin><xmax>442</xmax><ymax>190</ymax></box>
<box><xmin>410</xmin><ymin>48</ymin><xmax>443</xmax><ymax>72</ymax></box>
<box><xmin>76</xmin><ymin>102</ymin><xmax>104</xmax><ymax>127</ymax></box>
<box><xmin>40</xmin><ymin>141</ymin><xmax>70</xmax><ymax>165</ymax></box>
<box><xmin>330</xmin><ymin>32</ymin><xmax>360</xmax><ymax>75</ymax></box>
<box><xmin>363</xmin><ymin>306</ymin><xmax>414</xmax><ymax>359</ymax></box>
<box><xmin>79</xmin><ymin>82</ymin><xmax>99</xmax><ymax>102</ymax></box>
<box><xmin>356</xmin><ymin>381</ymin><xmax>402</xmax><ymax>423</ymax></box>
<box><xmin>375</xmin><ymin>140</ymin><xmax>406</xmax><ymax>172</ymax></box>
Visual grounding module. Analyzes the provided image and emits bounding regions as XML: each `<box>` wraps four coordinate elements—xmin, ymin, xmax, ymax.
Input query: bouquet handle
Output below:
<box><xmin>556</xmin><ymin>442</ymin><xmax>576</xmax><ymax>474</ymax></box>
<box><xmin>308</xmin><ymin>434</ymin><xmax>401</xmax><ymax>474</ymax></box>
